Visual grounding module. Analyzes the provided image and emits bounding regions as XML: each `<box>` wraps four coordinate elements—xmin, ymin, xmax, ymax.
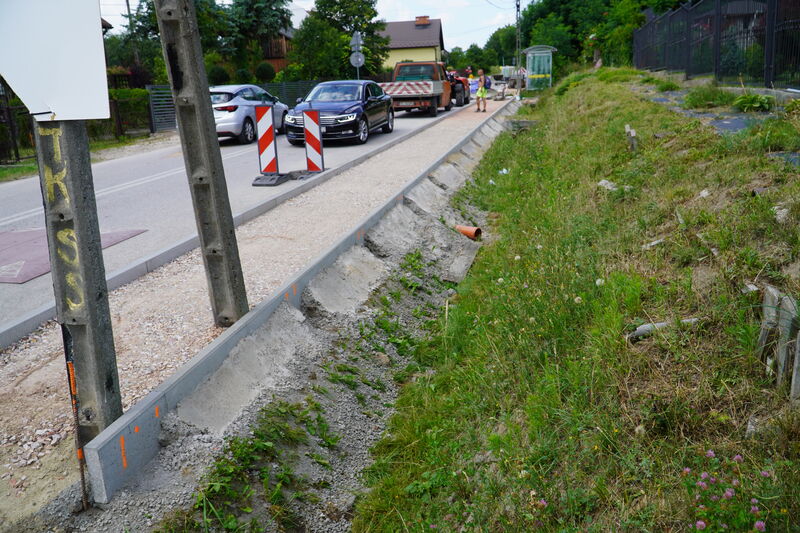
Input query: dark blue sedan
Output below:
<box><xmin>285</xmin><ymin>80</ymin><xmax>394</xmax><ymax>145</ymax></box>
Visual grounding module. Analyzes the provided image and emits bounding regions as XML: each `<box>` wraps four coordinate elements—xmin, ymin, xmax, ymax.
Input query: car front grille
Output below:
<box><xmin>289</xmin><ymin>115</ymin><xmax>343</xmax><ymax>126</ymax></box>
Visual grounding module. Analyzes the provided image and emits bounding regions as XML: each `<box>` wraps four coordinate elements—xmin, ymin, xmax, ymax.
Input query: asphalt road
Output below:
<box><xmin>0</xmin><ymin>107</ymin><xmax>465</xmax><ymax>328</ymax></box>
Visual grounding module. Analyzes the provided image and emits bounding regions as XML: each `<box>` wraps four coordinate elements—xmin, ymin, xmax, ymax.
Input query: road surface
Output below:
<box><xmin>0</xmin><ymin>108</ymin><xmax>464</xmax><ymax>329</ymax></box>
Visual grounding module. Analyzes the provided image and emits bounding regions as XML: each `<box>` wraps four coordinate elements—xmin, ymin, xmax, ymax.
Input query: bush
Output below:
<box><xmin>733</xmin><ymin>93</ymin><xmax>774</xmax><ymax>112</ymax></box>
<box><xmin>683</xmin><ymin>85</ymin><xmax>737</xmax><ymax>109</ymax></box>
<box><xmin>208</xmin><ymin>65</ymin><xmax>230</xmax><ymax>85</ymax></box>
<box><xmin>255</xmin><ymin>62</ymin><xmax>276</xmax><ymax>83</ymax></box>
<box><xmin>785</xmin><ymin>99</ymin><xmax>800</xmax><ymax>115</ymax></box>
<box><xmin>234</xmin><ymin>68</ymin><xmax>253</xmax><ymax>84</ymax></box>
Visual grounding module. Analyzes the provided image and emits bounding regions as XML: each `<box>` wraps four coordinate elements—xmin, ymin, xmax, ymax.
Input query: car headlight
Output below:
<box><xmin>286</xmin><ymin>115</ymin><xmax>298</xmax><ymax>123</ymax></box>
<box><xmin>336</xmin><ymin>113</ymin><xmax>357</xmax><ymax>123</ymax></box>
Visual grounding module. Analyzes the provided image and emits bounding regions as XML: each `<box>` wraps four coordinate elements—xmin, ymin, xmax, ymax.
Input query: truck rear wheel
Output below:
<box><xmin>428</xmin><ymin>97</ymin><xmax>438</xmax><ymax>117</ymax></box>
<box><xmin>455</xmin><ymin>86</ymin><xmax>465</xmax><ymax>107</ymax></box>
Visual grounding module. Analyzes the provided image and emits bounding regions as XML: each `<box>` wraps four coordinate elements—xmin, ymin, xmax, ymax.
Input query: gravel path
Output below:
<box><xmin>0</xmin><ymin>100</ymin><xmax>505</xmax><ymax>529</ymax></box>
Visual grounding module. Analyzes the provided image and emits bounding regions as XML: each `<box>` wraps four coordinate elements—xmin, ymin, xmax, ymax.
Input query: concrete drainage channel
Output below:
<box><xmin>19</xmin><ymin>98</ymin><xmax>523</xmax><ymax>530</ymax></box>
<box><xmin>0</xmin><ymin>104</ymin><xmax>473</xmax><ymax>350</ymax></box>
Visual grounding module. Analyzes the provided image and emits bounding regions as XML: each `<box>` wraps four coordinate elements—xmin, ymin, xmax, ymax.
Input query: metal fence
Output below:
<box><xmin>261</xmin><ymin>80</ymin><xmax>319</xmax><ymax>105</ymax></box>
<box><xmin>634</xmin><ymin>0</ymin><xmax>800</xmax><ymax>89</ymax></box>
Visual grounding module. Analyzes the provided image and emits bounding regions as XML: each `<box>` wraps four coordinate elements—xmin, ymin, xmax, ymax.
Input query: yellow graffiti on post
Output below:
<box><xmin>65</xmin><ymin>272</ymin><xmax>85</xmax><ymax>311</ymax></box>
<box><xmin>37</xmin><ymin>125</ymin><xmax>70</xmax><ymax>207</ymax></box>
<box><xmin>56</xmin><ymin>228</ymin><xmax>80</xmax><ymax>267</ymax></box>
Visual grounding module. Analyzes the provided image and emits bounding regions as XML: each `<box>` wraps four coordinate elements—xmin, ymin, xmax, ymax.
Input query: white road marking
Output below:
<box><xmin>0</xmin><ymin>260</ymin><xmax>25</xmax><ymax>278</ymax></box>
<box><xmin>0</xmin><ymin>147</ymin><xmax>252</xmax><ymax>228</ymax></box>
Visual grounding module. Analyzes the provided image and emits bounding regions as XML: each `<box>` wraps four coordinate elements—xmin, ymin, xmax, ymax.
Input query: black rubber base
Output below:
<box><xmin>252</xmin><ymin>170</ymin><xmax>312</xmax><ymax>187</ymax></box>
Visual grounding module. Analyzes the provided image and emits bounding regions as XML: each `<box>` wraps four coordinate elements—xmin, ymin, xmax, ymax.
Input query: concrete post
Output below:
<box><xmin>34</xmin><ymin>121</ymin><xmax>123</xmax><ymax>446</ymax></box>
<box><xmin>153</xmin><ymin>0</ymin><xmax>249</xmax><ymax>327</ymax></box>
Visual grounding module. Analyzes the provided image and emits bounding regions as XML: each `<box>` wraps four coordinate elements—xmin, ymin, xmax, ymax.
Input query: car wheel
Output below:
<box><xmin>455</xmin><ymin>86</ymin><xmax>465</xmax><ymax>107</ymax></box>
<box><xmin>279</xmin><ymin>112</ymin><xmax>288</xmax><ymax>134</ymax></box>
<box><xmin>355</xmin><ymin>117</ymin><xmax>369</xmax><ymax>144</ymax></box>
<box><xmin>288</xmin><ymin>139</ymin><xmax>304</xmax><ymax>146</ymax></box>
<box><xmin>428</xmin><ymin>97</ymin><xmax>438</xmax><ymax>117</ymax></box>
<box><xmin>381</xmin><ymin>110</ymin><xmax>394</xmax><ymax>133</ymax></box>
<box><xmin>238</xmin><ymin>118</ymin><xmax>256</xmax><ymax>144</ymax></box>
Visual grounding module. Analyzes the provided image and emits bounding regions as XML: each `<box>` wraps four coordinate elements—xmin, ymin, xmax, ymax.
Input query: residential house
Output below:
<box><xmin>380</xmin><ymin>16</ymin><xmax>445</xmax><ymax>69</ymax></box>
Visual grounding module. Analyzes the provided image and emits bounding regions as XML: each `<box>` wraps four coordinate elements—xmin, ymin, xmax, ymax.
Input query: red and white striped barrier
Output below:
<box><xmin>303</xmin><ymin>110</ymin><xmax>324</xmax><ymax>172</ymax></box>
<box><xmin>256</xmin><ymin>105</ymin><xmax>278</xmax><ymax>174</ymax></box>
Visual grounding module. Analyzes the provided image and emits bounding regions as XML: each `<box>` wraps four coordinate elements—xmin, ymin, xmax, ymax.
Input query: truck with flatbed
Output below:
<box><xmin>378</xmin><ymin>61</ymin><xmax>470</xmax><ymax>116</ymax></box>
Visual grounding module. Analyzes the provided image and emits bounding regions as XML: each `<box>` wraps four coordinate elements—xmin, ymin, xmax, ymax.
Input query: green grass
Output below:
<box><xmin>352</xmin><ymin>76</ymin><xmax>800</xmax><ymax>531</ymax></box>
<box><xmin>683</xmin><ymin>84</ymin><xmax>737</xmax><ymax>109</ymax></box>
<box><xmin>655</xmin><ymin>79</ymin><xmax>681</xmax><ymax>92</ymax></box>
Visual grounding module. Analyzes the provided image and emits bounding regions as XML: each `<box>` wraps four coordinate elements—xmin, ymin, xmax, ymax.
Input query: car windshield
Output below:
<box><xmin>305</xmin><ymin>84</ymin><xmax>361</xmax><ymax>102</ymax></box>
<box><xmin>396</xmin><ymin>65</ymin><xmax>434</xmax><ymax>81</ymax></box>
<box><xmin>210</xmin><ymin>92</ymin><xmax>233</xmax><ymax>104</ymax></box>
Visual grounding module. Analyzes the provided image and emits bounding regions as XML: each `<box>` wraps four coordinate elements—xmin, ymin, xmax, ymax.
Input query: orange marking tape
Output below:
<box><xmin>284</xmin><ymin>292</ymin><xmax>289</xmax><ymax>301</ymax></box>
<box><xmin>154</xmin><ymin>406</ymin><xmax>160</xmax><ymax>418</ymax></box>
<box><xmin>120</xmin><ymin>435</ymin><xmax>127</xmax><ymax>469</ymax></box>
<box><xmin>292</xmin><ymin>284</ymin><xmax>297</xmax><ymax>296</ymax></box>
<box><xmin>76</xmin><ymin>448</ymin><xmax>84</xmax><ymax>461</ymax></box>
<box><xmin>134</xmin><ymin>426</ymin><xmax>140</xmax><ymax>433</ymax></box>
<box><xmin>67</xmin><ymin>361</ymin><xmax>77</xmax><ymax>396</ymax></box>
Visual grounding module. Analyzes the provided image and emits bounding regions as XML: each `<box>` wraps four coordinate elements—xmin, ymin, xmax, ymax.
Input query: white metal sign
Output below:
<box><xmin>0</xmin><ymin>0</ymin><xmax>110</xmax><ymax>121</ymax></box>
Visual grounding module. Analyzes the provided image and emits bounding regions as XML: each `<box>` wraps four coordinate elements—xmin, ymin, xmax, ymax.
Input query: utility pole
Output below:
<box><xmin>515</xmin><ymin>0</ymin><xmax>521</xmax><ymax>70</ymax></box>
<box><xmin>34</xmin><ymin>120</ymin><xmax>123</xmax><ymax>506</ymax></box>
<box><xmin>124</xmin><ymin>0</ymin><xmax>141</xmax><ymax>66</ymax></box>
<box><xmin>153</xmin><ymin>0</ymin><xmax>249</xmax><ymax>327</ymax></box>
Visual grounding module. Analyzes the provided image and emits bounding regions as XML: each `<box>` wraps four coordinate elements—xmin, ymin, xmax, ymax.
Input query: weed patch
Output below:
<box><xmin>684</xmin><ymin>84</ymin><xmax>737</xmax><ymax>109</ymax></box>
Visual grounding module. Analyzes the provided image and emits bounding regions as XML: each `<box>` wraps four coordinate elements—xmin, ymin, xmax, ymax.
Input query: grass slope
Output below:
<box><xmin>353</xmin><ymin>73</ymin><xmax>800</xmax><ymax>531</ymax></box>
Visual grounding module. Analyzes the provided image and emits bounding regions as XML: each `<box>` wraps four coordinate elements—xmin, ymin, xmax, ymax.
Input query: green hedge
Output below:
<box><xmin>1</xmin><ymin>88</ymin><xmax>151</xmax><ymax>154</ymax></box>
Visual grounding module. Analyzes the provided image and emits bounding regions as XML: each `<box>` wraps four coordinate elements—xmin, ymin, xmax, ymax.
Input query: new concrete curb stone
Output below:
<box><xmin>0</xmin><ymin>105</ymin><xmax>471</xmax><ymax>350</ymax></box>
<box><xmin>84</xmin><ymin>98</ymin><xmax>520</xmax><ymax>503</ymax></box>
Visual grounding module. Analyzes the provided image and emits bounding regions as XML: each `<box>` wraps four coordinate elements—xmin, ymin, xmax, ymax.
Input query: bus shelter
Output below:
<box><xmin>523</xmin><ymin>45</ymin><xmax>557</xmax><ymax>90</ymax></box>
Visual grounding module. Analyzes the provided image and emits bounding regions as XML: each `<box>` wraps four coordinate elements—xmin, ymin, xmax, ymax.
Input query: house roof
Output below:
<box><xmin>380</xmin><ymin>19</ymin><xmax>444</xmax><ymax>50</ymax></box>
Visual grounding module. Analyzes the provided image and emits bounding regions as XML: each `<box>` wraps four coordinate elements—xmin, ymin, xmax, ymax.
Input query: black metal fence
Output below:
<box><xmin>634</xmin><ymin>0</ymin><xmax>800</xmax><ymax>88</ymax></box>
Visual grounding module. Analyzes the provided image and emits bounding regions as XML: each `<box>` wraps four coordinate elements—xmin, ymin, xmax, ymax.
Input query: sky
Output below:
<box><xmin>98</xmin><ymin>0</ymin><xmax>520</xmax><ymax>53</ymax></box>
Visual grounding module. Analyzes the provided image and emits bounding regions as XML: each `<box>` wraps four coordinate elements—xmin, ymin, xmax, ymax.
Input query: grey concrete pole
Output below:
<box><xmin>34</xmin><ymin>121</ymin><xmax>123</xmax><ymax>446</ymax></box>
<box><xmin>153</xmin><ymin>0</ymin><xmax>249</xmax><ymax>327</ymax></box>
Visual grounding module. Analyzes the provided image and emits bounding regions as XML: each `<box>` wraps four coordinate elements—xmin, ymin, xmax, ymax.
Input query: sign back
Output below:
<box><xmin>0</xmin><ymin>0</ymin><xmax>110</xmax><ymax>121</ymax></box>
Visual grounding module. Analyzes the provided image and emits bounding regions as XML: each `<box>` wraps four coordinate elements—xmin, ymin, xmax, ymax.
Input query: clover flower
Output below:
<box><xmin>754</xmin><ymin>520</ymin><xmax>766</xmax><ymax>532</ymax></box>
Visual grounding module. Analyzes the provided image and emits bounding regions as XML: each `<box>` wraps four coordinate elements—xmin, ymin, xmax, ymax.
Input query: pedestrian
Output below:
<box><xmin>475</xmin><ymin>69</ymin><xmax>488</xmax><ymax>113</ymax></box>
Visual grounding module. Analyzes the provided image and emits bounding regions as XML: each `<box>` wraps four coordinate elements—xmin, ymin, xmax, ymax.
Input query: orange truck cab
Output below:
<box><xmin>378</xmin><ymin>61</ymin><xmax>454</xmax><ymax>117</ymax></box>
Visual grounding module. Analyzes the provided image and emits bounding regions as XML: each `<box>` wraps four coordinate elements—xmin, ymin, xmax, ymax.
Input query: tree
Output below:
<box><xmin>229</xmin><ymin>0</ymin><xmax>293</xmax><ymax>63</ymax></box>
<box><xmin>529</xmin><ymin>14</ymin><xmax>575</xmax><ymax>73</ymax></box>
<box><xmin>288</xmin><ymin>12</ymin><xmax>350</xmax><ymax>79</ymax></box>
<box><xmin>446</xmin><ymin>47</ymin><xmax>467</xmax><ymax>70</ymax></box>
<box><xmin>312</xmin><ymin>0</ymin><xmax>389</xmax><ymax>75</ymax></box>
<box><xmin>484</xmin><ymin>26</ymin><xmax>517</xmax><ymax>66</ymax></box>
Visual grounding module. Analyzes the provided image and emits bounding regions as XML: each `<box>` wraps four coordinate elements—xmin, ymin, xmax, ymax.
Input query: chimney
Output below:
<box><xmin>415</xmin><ymin>16</ymin><xmax>430</xmax><ymax>26</ymax></box>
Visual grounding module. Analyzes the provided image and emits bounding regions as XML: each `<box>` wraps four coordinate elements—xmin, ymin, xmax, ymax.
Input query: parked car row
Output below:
<box><xmin>210</xmin><ymin>61</ymin><xmax>464</xmax><ymax>146</ymax></box>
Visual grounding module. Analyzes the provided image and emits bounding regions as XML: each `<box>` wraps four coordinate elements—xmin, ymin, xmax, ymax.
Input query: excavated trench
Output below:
<box><xmin>17</xmin><ymin>100</ymin><xmax>521</xmax><ymax>532</ymax></box>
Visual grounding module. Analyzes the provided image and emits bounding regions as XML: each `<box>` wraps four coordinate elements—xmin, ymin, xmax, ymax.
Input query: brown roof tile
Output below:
<box><xmin>380</xmin><ymin>19</ymin><xmax>444</xmax><ymax>50</ymax></box>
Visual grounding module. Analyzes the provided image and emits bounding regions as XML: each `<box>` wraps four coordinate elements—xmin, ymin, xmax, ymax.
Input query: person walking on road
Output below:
<box><xmin>475</xmin><ymin>69</ymin><xmax>488</xmax><ymax>113</ymax></box>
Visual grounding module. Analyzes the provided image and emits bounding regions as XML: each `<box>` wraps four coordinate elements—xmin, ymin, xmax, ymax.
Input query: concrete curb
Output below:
<box><xmin>0</xmin><ymin>104</ymin><xmax>470</xmax><ymax>350</ymax></box>
<box><xmin>83</xmin><ymin>99</ymin><xmax>520</xmax><ymax>503</ymax></box>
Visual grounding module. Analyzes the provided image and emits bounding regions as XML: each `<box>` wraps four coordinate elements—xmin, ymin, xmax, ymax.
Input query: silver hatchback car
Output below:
<box><xmin>209</xmin><ymin>84</ymin><xmax>290</xmax><ymax>144</ymax></box>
